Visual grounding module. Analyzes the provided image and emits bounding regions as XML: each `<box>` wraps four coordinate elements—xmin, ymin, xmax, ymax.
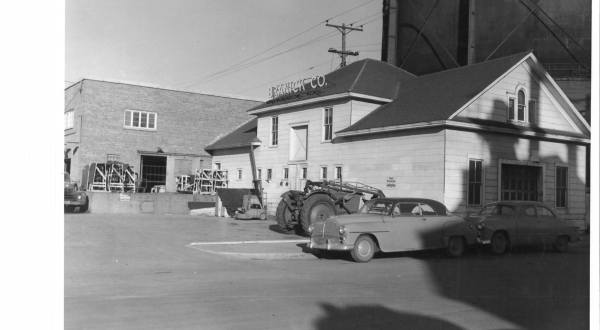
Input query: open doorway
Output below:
<box><xmin>140</xmin><ymin>155</ymin><xmax>167</xmax><ymax>192</ymax></box>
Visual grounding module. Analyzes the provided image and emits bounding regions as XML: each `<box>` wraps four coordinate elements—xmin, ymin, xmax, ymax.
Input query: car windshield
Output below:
<box><xmin>479</xmin><ymin>204</ymin><xmax>497</xmax><ymax>216</ymax></box>
<box><xmin>359</xmin><ymin>200</ymin><xmax>392</xmax><ymax>215</ymax></box>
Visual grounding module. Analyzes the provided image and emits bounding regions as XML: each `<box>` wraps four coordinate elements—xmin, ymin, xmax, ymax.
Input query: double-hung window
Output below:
<box><xmin>468</xmin><ymin>159</ymin><xmax>483</xmax><ymax>206</ymax></box>
<box><xmin>323</xmin><ymin>107</ymin><xmax>333</xmax><ymax>141</ymax></box>
<box><xmin>64</xmin><ymin>110</ymin><xmax>74</xmax><ymax>130</ymax></box>
<box><xmin>507</xmin><ymin>89</ymin><xmax>530</xmax><ymax>123</ymax></box>
<box><xmin>271</xmin><ymin>116</ymin><xmax>278</xmax><ymax>146</ymax></box>
<box><xmin>335</xmin><ymin>166</ymin><xmax>343</xmax><ymax>181</ymax></box>
<box><xmin>283</xmin><ymin>167</ymin><xmax>289</xmax><ymax>181</ymax></box>
<box><xmin>556</xmin><ymin>166</ymin><xmax>568</xmax><ymax>208</ymax></box>
<box><xmin>321</xmin><ymin>166</ymin><xmax>328</xmax><ymax>180</ymax></box>
<box><xmin>124</xmin><ymin>110</ymin><xmax>157</xmax><ymax>130</ymax></box>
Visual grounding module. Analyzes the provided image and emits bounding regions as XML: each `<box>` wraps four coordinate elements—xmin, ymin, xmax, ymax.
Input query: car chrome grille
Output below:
<box><xmin>64</xmin><ymin>192</ymin><xmax>77</xmax><ymax>200</ymax></box>
<box><xmin>324</xmin><ymin>221</ymin><xmax>340</xmax><ymax>238</ymax></box>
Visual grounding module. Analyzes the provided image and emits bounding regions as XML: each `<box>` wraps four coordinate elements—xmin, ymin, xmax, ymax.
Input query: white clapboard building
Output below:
<box><xmin>205</xmin><ymin>52</ymin><xmax>590</xmax><ymax>226</ymax></box>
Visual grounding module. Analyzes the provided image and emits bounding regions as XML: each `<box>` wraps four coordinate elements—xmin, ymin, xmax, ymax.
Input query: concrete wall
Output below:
<box><xmin>87</xmin><ymin>192</ymin><xmax>215</xmax><ymax>215</ymax></box>
<box><xmin>64</xmin><ymin>79</ymin><xmax>260</xmax><ymax>190</ymax></box>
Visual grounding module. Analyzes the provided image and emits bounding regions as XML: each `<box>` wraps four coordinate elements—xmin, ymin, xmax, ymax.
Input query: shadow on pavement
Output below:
<box><xmin>415</xmin><ymin>246</ymin><xmax>589</xmax><ymax>330</ymax></box>
<box><xmin>268</xmin><ymin>224</ymin><xmax>308</xmax><ymax>237</ymax></box>
<box><xmin>313</xmin><ymin>302</ymin><xmax>464</xmax><ymax>330</ymax></box>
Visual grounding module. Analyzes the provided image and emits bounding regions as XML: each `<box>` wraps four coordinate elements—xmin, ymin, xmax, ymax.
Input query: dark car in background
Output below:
<box><xmin>64</xmin><ymin>172</ymin><xmax>88</xmax><ymax>213</ymax></box>
<box><xmin>471</xmin><ymin>201</ymin><xmax>580</xmax><ymax>254</ymax></box>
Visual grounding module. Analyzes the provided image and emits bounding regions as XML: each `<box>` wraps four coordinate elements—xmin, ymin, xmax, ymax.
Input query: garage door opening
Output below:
<box><xmin>140</xmin><ymin>155</ymin><xmax>167</xmax><ymax>192</ymax></box>
<box><xmin>501</xmin><ymin>164</ymin><xmax>542</xmax><ymax>201</ymax></box>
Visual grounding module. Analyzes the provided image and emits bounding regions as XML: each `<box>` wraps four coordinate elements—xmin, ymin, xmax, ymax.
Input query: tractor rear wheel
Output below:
<box><xmin>300</xmin><ymin>194</ymin><xmax>336</xmax><ymax>234</ymax></box>
<box><xmin>275</xmin><ymin>199</ymin><xmax>295</xmax><ymax>232</ymax></box>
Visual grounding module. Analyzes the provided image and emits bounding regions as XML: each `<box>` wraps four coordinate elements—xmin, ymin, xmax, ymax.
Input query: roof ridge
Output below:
<box><xmin>67</xmin><ymin>78</ymin><xmax>264</xmax><ymax>102</ymax></box>
<box><xmin>418</xmin><ymin>51</ymin><xmax>531</xmax><ymax>78</ymax></box>
<box><xmin>348</xmin><ymin>60</ymin><xmax>369</xmax><ymax>92</ymax></box>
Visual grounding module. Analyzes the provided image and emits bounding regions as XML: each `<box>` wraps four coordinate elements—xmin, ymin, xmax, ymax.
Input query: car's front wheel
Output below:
<box><xmin>490</xmin><ymin>231</ymin><xmax>509</xmax><ymax>255</ymax></box>
<box><xmin>351</xmin><ymin>235</ymin><xmax>376</xmax><ymax>263</ymax></box>
<box><xmin>446</xmin><ymin>236</ymin><xmax>466</xmax><ymax>257</ymax></box>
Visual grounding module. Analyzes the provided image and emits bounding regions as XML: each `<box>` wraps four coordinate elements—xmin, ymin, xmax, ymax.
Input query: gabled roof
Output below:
<box><xmin>338</xmin><ymin>52</ymin><xmax>531</xmax><ymax>134</ymax></box>
<box><xmin>249</xmin><ymin>58</ymin><xmax>416</xmax><ymax>112</ymax></box>
<box><xmin>205</xmin><ymin>118</ymin><xmax>257</xmax><ymax>152</ymax></box>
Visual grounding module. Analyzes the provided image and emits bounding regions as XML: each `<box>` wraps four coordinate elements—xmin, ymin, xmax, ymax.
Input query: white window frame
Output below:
<box><xmin>320</xmin><ymin>166</ymin><xmax>328</xmax><ymax>180</ymax></box>
<box><xmin>257</xmin><ymin>168</ymin><xmax>262</xmax><ymax>180</ymax></box>
<box><xmin>322</xmin><ymin>107</ymin><xmax>333</xmax><ymax>142</ymax></box>
<box><xmin>124</xmin><ymin>109</ymin><xmax>158</xmax><ymax>130</ymax></box>
<box><xmin>270</xmin><ymin>116</ymin><xmax>279</xmax><ymax>146</ymax></box>
<box><xmin>467</xmin><ymin>159</ymin><xmax>484</xmax><ymax>207</ymax></box>
<box><xmin>64</xmin><ymin>110</ymin><xmax>74</xmax><ymax>130</ymax></box>
<box><xmin>301</xmin><ymin>167</ymin><xmax>308</xmax><ymax>179</ymax></box>
<box><xmin>237</xmin><ymin>169</ymin><xmax>243</xmax><ymax>181</ymax></box>
<box><xmin>555</xmin><ymin>165</ymin><xmax>568</xmax><ymax>208</ymax></box>
<box><xmin>267</xmin><ymin>168</ymin><xmax>273</xmax><ymax>181</ymax></box>
<box><xmin>335</xmin><ymin>166</ymin><xmax>343</xmax><ymax>181</ymax></box>
<box><xmin>507</xmin><ymin>86</ymin><xmax>530</xmax><ymax>124</ymax></box>
<box><xmin>282</xmin><ymin>167</ymin><xmax>289</xmax><ymax>181</ymax></box>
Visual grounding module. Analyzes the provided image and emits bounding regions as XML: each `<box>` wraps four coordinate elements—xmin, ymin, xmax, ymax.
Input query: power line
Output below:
<box><xmin>183</xmin><ymin>31</ymin><xmax>338</xmax><ymax>88</ymax></box>
<box><xmin>235</xmin><ymin>60</ymin><xmax>331</xmax><ymax>94</ymax></box>
<box><xmin>176</xmin><ymin>0</ymin><xmax>379</xmax><ymax>89</ymax></box>
<box><xmin>182</xmin><ymin>7</ymin><xmax>383</xmax><ymax>89</ymax></box>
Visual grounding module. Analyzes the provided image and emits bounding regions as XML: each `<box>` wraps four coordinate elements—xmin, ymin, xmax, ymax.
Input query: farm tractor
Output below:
<box><xmin>275</xmin><ymin>180</ymin><xmax>385</xmax><ymax>234</ymax></box>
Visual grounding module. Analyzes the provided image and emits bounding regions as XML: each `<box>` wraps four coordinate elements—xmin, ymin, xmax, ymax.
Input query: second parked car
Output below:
<box><xmin>471</xmin><ymin>201</ymin><xmax>580</xmax><ymax>254</ymax></box>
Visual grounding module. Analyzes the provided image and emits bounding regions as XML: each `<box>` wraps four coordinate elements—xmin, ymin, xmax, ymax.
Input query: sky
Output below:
<box><xmin>66</xmin><ymin>0</ymin><xmax>383</xmax><ymax>100</ymax></box>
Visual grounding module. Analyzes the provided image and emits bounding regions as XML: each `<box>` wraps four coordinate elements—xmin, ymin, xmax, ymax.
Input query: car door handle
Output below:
<box><xmin>421</xmin><ymin>218</ymin><xmax>427</xmax><ymax>221</ymax></box>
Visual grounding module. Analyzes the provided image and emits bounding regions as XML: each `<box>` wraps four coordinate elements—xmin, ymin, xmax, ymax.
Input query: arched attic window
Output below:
<box><xmin>507</xmin><ymin>87</ymin><xmax>532</xmax><ymax>123</ymax></box>
<box><xmin>517</xmin><ymin>89</ymin><xmax>526</xmax><ymax>121</ymax></box>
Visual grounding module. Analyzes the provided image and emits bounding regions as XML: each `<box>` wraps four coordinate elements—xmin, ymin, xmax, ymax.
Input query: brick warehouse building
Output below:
<box><xmin>64</xmin><ymin>79</ymin><xmax>260</xmax><ymax>192</ymax></box>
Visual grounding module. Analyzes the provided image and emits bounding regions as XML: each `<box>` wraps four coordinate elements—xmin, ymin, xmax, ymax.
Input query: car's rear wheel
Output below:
<box><xmin>490</xmin><ymin>231</ymin><xmax>508</xmax><ymax>255</ymax></box>
<box><xmin>446</xmin><ymin>236</ymin><xmax>466</xmax><ymax>257</ymax></box>
<box><xmin>351</xmin><ymin>235</ymin><xmax>376</xmax><ymax>263</ymax></box>
<box><xmin>553</xmin><ymin>235</ymin><xmax>569</xmax><ymax>252</ymax></box>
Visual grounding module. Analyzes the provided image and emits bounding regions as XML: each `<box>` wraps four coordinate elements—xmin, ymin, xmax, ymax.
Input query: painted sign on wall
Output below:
<box><xmin>386</xmin><ymin>177</ymin><xmax>396</xmax><ymax>188</ymax></box>
<box><xmin>269</xmin><ymin>75</ymin><xmax>326</xmax><ymax>100</ymax></box>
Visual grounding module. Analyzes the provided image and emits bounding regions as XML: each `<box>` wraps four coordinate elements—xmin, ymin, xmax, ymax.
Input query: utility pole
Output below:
<box><xmin>326</xmin><ymin>21</ymin><xmax>363</xmax><ymax>67</ymax></box>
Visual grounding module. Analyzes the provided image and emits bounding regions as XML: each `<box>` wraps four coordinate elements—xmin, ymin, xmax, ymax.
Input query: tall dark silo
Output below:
<box><xmin>381</xmin><ymin>0</ymin><xmax>591</xmax><ymax>121</ymax></box>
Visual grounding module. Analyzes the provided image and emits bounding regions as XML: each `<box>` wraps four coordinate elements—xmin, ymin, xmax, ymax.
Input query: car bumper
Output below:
<box><xmin>64</xmin><ymin>199</ymin><xmax>87</xmax><ymax>206</ymax></box>
<box><xmin>309</xmin><ymin>236</ymin><xmax>354</xmax><ymax>251</ymax></box>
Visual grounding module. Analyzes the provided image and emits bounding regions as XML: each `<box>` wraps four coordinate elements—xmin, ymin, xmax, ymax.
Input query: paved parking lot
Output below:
<box><xmin>65</xmin><ymin>213</ymin><xmax>589</xmax><ymax>330</ymax></box>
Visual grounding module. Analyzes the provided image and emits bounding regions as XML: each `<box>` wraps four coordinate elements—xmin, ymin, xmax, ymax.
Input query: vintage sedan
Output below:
<box><xmin>308</xmin><ymin>198</ymin><xmax>477</xmax><ymax>262</ymax></box>
<box><xmin>471</xmin><ymin>201</ymin><xmax>580</xmax><ymax>254</ymax></box>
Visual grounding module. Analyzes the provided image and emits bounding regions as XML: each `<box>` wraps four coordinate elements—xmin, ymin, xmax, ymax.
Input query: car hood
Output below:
<box><xmin>64</xmin><ymin>183</ymin><xmax>78</xmax><ymax>193</ymax></box>
<box><xmin>329</xmin><ymin>214</ymin><xmax>383</xmax><ymax>226</ymax></box>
